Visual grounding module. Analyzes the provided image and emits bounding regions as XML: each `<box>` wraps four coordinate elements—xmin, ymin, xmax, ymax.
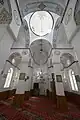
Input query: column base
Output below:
<box><xmin>49</xmin><ymin>91</ymin><xmax>52</xmax><ymax>98</ymax></box>
<box><xmin>46</xmin><ymin>89</ymin><xmax>49</xmax><ymax>97</ymax></box>
<box><xmin>24</xmin><ymin>91</ymin><xmax>30</xmax><ymax>100</ymax></box>
<box><xmin>8</xmin><ymin>89</ymin><xmax>16</xmax><ymax>98</ymax></box>
<box><xmin>30</xmin><ymin>89</ymin><xmax>34</xmax><ymax>96</ymax></box>
<box><xmin>13</xmin><ymin>94</ymin><xmax>24</xmax><ymax>107</ymax></box>
<box><xmin>52</xmin><ymin>91</ymin><xmax>57</xmax><ymax>103</ymax></box>
<box><xmin>0</xmin><ymin>90</ymin><xmax>9</xmax><ymax>100</ymax></box>
<box><xmin>56</xmin><ymin>95</ymin><xmax>68</xmax><ymax>112</ymax></box>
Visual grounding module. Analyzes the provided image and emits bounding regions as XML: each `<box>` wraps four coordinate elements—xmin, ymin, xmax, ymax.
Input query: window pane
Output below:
<box><xmin>72</xmin><ymin>74</ymin><xmax>78</xmax><ymax>91</ymax></box>
<box><xmin>69</xmin><ymin>69</ymin><xmax>75</xmax><ymax>90</ymax></box>
<box><xmin>69</xmin><ymin>69</ymin><xmax>78</xmax><ymax>91</ymax></box>
<box><xmin>4</xmin><ymin>68</ymin><xmax>13</xmax><ymax>88</ymax></box>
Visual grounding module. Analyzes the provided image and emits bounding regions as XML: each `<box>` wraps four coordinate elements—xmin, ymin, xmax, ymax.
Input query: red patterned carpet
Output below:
<box><xmin>0</xmin><ymin>96</ymin><xmax>80</xmax><ymax>120</ymax></box>
<box><xmin>22</xmin><ymin>97</ymin><xmax>80</xmax><ymax>120</ymax></box>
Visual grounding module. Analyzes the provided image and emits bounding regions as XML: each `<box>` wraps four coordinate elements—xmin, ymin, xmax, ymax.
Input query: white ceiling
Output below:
<box><xmin>11</xmin><ymin>0</ymin><xmax>70</xmax><ymax>66</ymax></box>
<box><xmin>30</xmin><ymin>39</ymin><xmax>52</xmax><ymax>65</ymax></box>
<box><xmin>18</xmin><ymin>0</ymin><xmax>68</xmax><ymax>17</ymax></box>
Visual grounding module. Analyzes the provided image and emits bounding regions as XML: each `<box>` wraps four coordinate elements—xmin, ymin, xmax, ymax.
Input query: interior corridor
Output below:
<box><xmin>0</xmin><ymin>0</ymin><xmax>80</xmax><ymax>120</ymax></box>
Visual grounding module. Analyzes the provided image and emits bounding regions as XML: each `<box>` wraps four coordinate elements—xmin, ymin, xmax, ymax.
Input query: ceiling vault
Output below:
<box><xmin>61</xmin><ymin>0</ymin><xmax>71</xmax><ymax>24</ymax></box>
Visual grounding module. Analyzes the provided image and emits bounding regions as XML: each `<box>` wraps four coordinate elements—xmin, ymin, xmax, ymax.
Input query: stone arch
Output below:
<box><xmin>0</xmin><ymin>0</ymin><xmax>12</xmax><ymax>24</ymax></box>
<box><xmin>8</xmin><ymin>52</ymin><xmax>22</xmax><ymax>66</ymax></box>
<box><xmin>60</xmin><ymin>53</ymin><xmax>75</xmax><ymax>68</ymax></box>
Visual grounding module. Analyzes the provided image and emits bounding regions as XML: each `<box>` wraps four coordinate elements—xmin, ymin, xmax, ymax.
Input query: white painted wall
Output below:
<box><xmin>0</xmin><ymin>0</ymin><xmax>80</xmax><ymax>96</ymax></box>
<box><xmin>11</xmin><ymin>68</ymin><xmax>20</xmax><ymax>90</ymax></box>
<box><xmin>0</xmin><ymin>61</ymin><xmax>15</xmax><ymax>92</ymax></box>
<box><xmin>12</xmin><ymin>26</ymin><xmax>28</xmax><ymax>48</ymax></box>
<box><xmin>62</xmin><ymin>69</ymin><xmax>72</xmax><ymax>92</ymax></box>
<box><xmin>0</xmin><ymin>25</ymin><xmax>29</xmax><ymax>93</ymax></box>
<box><xmin>0</xmin><ymin>25</ymin><xmax>15</xmax><ymax>92</ymax></box>
<box><xmin>16</xmin><ymin>80</ymin><xmax>25</xmax><ymax>94</ymax></box>
<box><xmin>8</xmin><ymin>0</ymin><xmax>21</xmax><ymax>40</ymax></box>
<box><xmin>0</xmin><ymin>23</ymin><xmax>21</xmax><ymax>92</ymax></box>
<box><xmin>54</xmin><ymin>63</ymin><xmax>65</xmax><ymax>96</ymax></box>
<box><xmin>32</xmin><ymin>64</ymin><xmax>53</xmax><ymax>95</ymax></box>
<box><xmin>52</xmin><ymin>48</ymin><xmax>76</xmax><ymax>65</ymax></box>
<box><xmin>15</xmin><ymin>61</ymin><xmax>33</xmax><ymax>94</ymax></box>
<box><xmin>0</xmin><ymin>25</ymin><xmax>13</xmax><ymax>73</ymax></box>
<box><xmin>71</xmin><ymin>30</ymin><xmax>80</xmax><ymax>64</ymax></box>
<box><xmin>19</xmin><ymin>62</ymin><xmax>33</xmax><ymax>91</ymax></box>
<box><xmin>54</xmin><ymin>23</ymin><xmax>69</xmax><ymax>44</ymax></box>
<box><xmin>63</xmin><ymin>0</ymin><xmax>77</xmax><ymax>41</ymax></box>
<box><xmin>62</xmin><ymin>62</ymin><xmax>80</xmax><ymax>94</ymax></box>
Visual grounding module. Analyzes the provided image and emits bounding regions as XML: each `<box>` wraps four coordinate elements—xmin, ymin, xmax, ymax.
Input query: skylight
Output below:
<box><xmin>29</xmin><ymin>11</ymin><xmax>53</xmax><ymax>36</ymax></box>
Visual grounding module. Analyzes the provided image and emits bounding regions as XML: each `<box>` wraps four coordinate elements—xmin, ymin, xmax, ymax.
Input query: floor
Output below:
<box><xmin>0</xmin><ymin>96</ymin><xmax>80</xmax><ymax>120</ymax></box>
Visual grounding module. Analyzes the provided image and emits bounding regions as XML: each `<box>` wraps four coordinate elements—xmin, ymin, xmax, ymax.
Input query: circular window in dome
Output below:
<box><xmin>29</xmin><ymin>11</ymin><xmax>53</xmax><ymax>36</ymax></box>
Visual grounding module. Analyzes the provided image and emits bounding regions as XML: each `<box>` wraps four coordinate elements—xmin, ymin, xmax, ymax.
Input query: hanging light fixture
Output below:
<box><xmin>40</xmin><ymin>39</ymin><xmax>43</xmax><ymax>53</ymax></box>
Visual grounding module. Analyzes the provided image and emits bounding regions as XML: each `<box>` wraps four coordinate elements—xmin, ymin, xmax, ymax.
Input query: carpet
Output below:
<box><xmin>0</xmin><ymin>102</ymin><xmax>43</xmax><ymax>120</ymax></box>
<box><xmin>0</xmin><ymin>102</ymin><xmax>30</xmax><ymax>120</ymax></box>
<box><xmin>0</xmin><ymin>96</ymin><xmax>80</xmax><ymax>120</ymax></box>
<box><xmin>0</xmin><ymin>114</ymin><xmax>7</xmax><ymax>120</ymax></box>
<box><xmin>22</xmin><ymin>97</ymin><xmax>80</xmax><ymax>120</ymax></box>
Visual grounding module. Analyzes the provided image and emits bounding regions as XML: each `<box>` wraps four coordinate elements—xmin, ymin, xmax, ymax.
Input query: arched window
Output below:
<box><xmin>69</xmin><ymin>69</ymin><xmax>78</xmax><ymax>91</ymax></box>
<box><xmin>4</xmin><ymin>68</ymin><xmax>13</xmax><ymax>88</ymax></box>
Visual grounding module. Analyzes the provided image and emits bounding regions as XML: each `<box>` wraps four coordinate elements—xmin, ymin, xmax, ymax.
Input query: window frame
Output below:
<box><xmin>69</xmin><ymin>69</ymin><xmax>78</xmax><ymax>91</ymax></box>
<box><xmin>4</xmin><ymin>68</ymin><xmax>13</xmax><ymax>88</ymax></box>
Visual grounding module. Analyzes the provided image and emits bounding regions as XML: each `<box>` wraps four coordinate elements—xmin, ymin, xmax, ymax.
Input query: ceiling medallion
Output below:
<box><xmin>38</xmin><ymin>2</ymin><xmax>46</xmax><ymax>10</ymax></box>
<box><xmin>55</xmin><ymin>6</ymin><xmax>60</xmax><ymax>13</ymax></box>
<box><xmin>64</xmin><ymin>8</ymin><xmax>72</xmax><ymax>25</ymax></box>
<box><xmin>54</xmin><ymin>50</ymin><xmax>60</xmax><ymax>55</ymax></box>
<box><xmin>0</xmin><ymin>8</ymin><xmax>12</xmax><ymax>24</ymax></box>
<box><xmin>22</xmin><ymin>5</ymin><xmax>28</xmax><ymax>16</ymax></box>
<box><xmin>13</xmin><ymin>10</ymin><xmax>20</xmax><ymax>26</ymax></box>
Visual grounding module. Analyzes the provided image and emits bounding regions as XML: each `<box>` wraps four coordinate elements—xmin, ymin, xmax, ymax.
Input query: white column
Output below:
<box><xmin>54</xmin><ymin>63</ymin><xmax>65</xmax><ymax>96</ymax></box>
<box><xmin>27</xmin><ymin>67</ymin><xmax>33</xmax><ymax>91</ymax></box>
<box><xmin>11</xmin><ymin>68</ymin><xmax>20</xmax><ymax>90</ymax></box>
<box><xmin>16</xmin><ymin>80</ymin><xmax>25</xmax><ymax>94</ymax></box>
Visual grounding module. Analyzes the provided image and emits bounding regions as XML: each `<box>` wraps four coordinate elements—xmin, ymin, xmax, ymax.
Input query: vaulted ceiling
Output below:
<box><xmin>18</xmin><ymin>0</ymin><xmax>68</xmax><ymax>17</ymax></box>
<box><xmin>16</xmin><ymin>0</ymin><xmax>69</xmax><ymax>66</ymax></box>
<box><xmin>30</xmin><ymin>39</ymin><xmax>52</xmax><ymax>65</ymax></box>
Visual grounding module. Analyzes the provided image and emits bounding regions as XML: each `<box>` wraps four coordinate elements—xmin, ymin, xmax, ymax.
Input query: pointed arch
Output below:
<box><xmin>69</xmin><ymin>69</ymin><xmax>78</xmax><ymax>91</ymax></box>
<box><xmin>4</xmin><ymin>68</ymin><xmax>13</xmax><ymax>88</ymax></box>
